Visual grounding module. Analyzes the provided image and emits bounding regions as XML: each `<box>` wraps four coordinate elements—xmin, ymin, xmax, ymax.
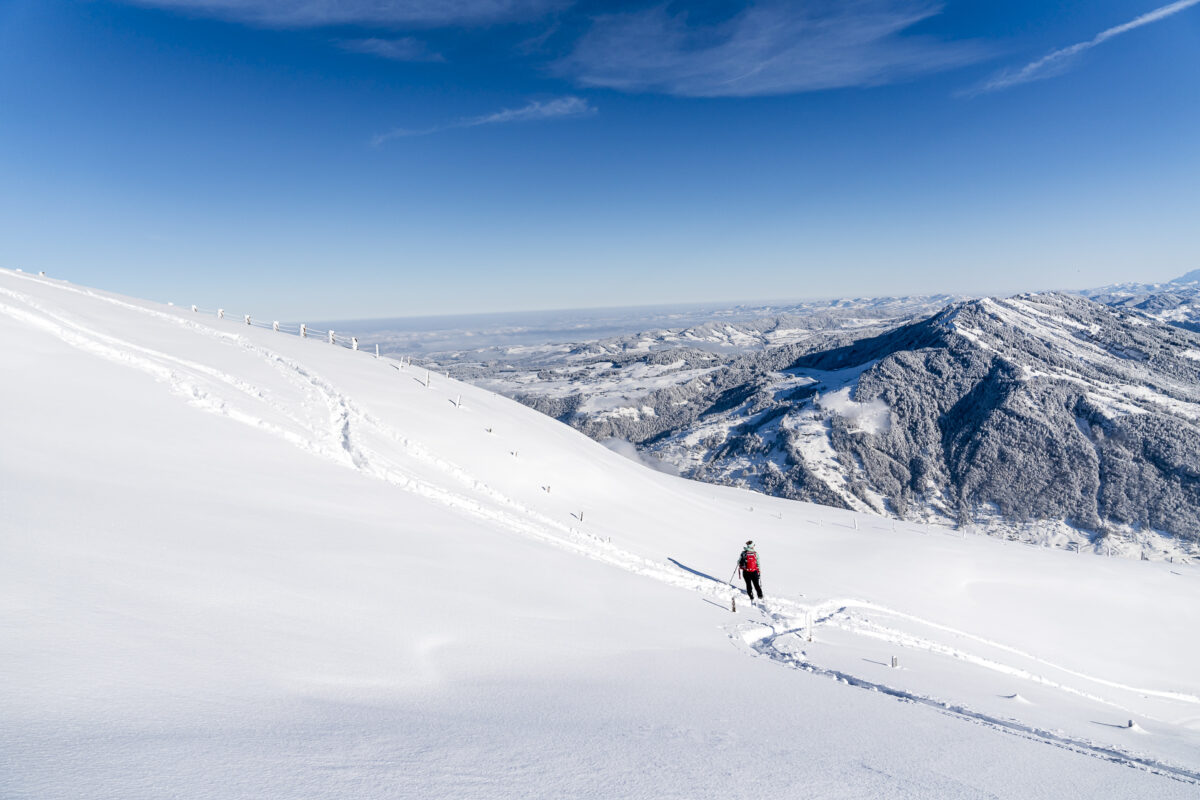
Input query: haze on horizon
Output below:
<box><xmin>1</xmin><ymin>0</ymin><xmax>1197</xmax><ymax>319</ymax></box>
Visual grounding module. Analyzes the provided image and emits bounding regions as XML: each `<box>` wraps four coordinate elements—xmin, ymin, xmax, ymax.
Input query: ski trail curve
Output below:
<box><xmin>742</xmin><ymin>621</ymin><xmax>1200</xmax><ymax>786</ymax></box>
<box><xmin>751</xmin><ymin>593</ymin><xmax>1200</xmax><ymax>710</ymax></box>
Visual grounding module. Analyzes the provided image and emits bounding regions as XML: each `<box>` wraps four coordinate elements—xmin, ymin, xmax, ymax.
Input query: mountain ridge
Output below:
<box><xmin>541</xmin><ymin>292</ymin><xmax>1200</xmax><ymax>546</ymax></box>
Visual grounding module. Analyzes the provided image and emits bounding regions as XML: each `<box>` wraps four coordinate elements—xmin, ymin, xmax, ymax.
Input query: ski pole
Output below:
<box><xmin>728</xmin><ymin>565</ymin><xmax>740</xmax><ymax>586</ymax></box>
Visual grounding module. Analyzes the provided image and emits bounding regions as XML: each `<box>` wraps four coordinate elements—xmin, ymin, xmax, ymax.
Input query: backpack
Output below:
<box><xmin>743</xmin><ymin>550</ymin><xmax>758</xmax><ymax>572</ymax></box>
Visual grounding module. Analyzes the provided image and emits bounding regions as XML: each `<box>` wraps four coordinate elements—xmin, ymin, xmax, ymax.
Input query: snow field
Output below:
<box><xmin>2</xmin><ymin>268</ymin><xmax>1199</xmax><ymax>798</ymax></box>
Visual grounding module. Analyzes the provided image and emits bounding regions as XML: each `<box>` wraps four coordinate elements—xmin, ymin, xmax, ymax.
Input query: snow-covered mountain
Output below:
<box><xmin>481</xmin><ymin>292</ymin><xmax>1200</xmax><ymax>552</ymax></box>
<box><xmin>413</xmin><ymin>295</ymin><xmax>962</xmax><ymax>456</ymax></box>
<box><xmin>1081</xmin><ymin>270</ymin><xmax>1200</xmax><ymax>331</ymax></box>
<box><xmin>4</xmin><ymin>269</ymin><xmax>1200</xmax><ymax>798</ymax></box>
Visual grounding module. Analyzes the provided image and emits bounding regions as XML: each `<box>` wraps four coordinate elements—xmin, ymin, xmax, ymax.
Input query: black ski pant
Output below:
<box><xmin>742</xmin><ymin>570</ymin><xmax>762</xmax><ymax>599</ymax></box>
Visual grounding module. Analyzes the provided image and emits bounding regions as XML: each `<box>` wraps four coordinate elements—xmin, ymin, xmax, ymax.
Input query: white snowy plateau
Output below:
<box><xmin>2</xmin><ymin>268</ymin><xmax>1199</xmax><ymax>799</ymax></box>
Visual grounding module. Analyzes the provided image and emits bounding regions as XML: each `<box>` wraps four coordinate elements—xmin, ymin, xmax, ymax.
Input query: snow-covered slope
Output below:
<box><xmin>3</xmin><ymin>269</ymin><xmax>1200</xmax><ymax>799</ymax></box>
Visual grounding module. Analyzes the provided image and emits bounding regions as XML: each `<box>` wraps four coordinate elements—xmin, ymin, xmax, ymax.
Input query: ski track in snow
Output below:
<box><xmin>739</xmin><ymin>617</ymin><xmax>1200</xmax><ymax>786</ymax></box>
<box><xmin>0</xmin><ymin>279</ymin><xmax>692</xmax><ymax>594</ymax></box>
<box><xmin>4</xmin><ymin>270</ymin><xmax>1198</xmax><ymax>786</ymax></box>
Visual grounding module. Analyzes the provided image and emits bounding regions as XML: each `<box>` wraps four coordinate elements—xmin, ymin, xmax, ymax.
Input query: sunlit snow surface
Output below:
<box><xmin>2</xmin><ymin>269</ymin><xmax>1199</xmax><ymax>799</ymax></box>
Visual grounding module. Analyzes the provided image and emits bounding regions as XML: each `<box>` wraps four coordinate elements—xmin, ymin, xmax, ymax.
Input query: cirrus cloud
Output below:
<box><xmin>966</xmin><ymin>0</ymin><xmax>1200</xmax><ymax>95</ymax></box>
<box><xmin>122</xmin><ymin>0</ymin><xmax>566</xmax><ymax>27</ymax></box>
<box><xmin>556</xmin><ymin>1</ymin><xmax>987</xmax><ymax>98</ymax></box>
<box><xmin>338</xmin><ymin>37</ymin><xmax>444</xmax><ymax>62</ymax></box>
<box><xmin>372</xmin><ymin>96</ymin><xmax>596</xmax><ymax>144</ymax></box>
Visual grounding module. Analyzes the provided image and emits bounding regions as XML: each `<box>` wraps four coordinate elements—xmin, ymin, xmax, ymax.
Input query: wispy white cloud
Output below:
<box><xmin>338</xmin><ymin>37</ymin><xmax>444</xmax><ymax>62</ymax></box>
<box><xmin>372</xmin><ymin>96</ymin><xmax>595</xmax><ymax>144</ymax></box>
<box><xmin>123</xmin><ymin>0</ymin><xmax>565</xmax><ymax>27</ymax></box>
<box><xmin>556</xmin><ymin>1</ymin><xmax>986</xmax><ymax>98</ymax></box>
<box><xmin>967</xmin><ymin>0</ymin><xmax>1200</xmax><ymax>95</ymax></box>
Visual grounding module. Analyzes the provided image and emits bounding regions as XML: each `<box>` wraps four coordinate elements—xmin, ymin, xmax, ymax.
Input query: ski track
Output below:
<box><xmin>739</xmin><ymin>621</ymin><xmax>1200</xmax><ymax>787</ymax></box>
<box><xmin>0</xmin><ymin>279</ymin><xmax>695</xmax><ymax>593</ymax></box>
<box><xmin>5</xmin><ymin>270</ymin><xmax>1198</xmax><ymax>786</ymax></box>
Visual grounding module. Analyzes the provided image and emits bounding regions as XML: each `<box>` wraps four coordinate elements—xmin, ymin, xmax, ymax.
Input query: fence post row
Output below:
<box><xmin>188</xmin><ymin>305</ymin><xmax>384</xmax><ymax>360</ymax></box>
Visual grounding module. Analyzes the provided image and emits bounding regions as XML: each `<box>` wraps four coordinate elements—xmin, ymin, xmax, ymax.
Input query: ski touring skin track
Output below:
<box><xmin>734</xmin><ymin>604</ymin><xmax>1200</xmax><ymax>787</ymax></box>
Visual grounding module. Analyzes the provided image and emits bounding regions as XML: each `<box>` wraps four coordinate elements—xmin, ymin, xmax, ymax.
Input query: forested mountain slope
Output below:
<box><xmin>548</xmin><ymin>294</ymin><xmax>1200</xmax><ymax>546</ymax></box>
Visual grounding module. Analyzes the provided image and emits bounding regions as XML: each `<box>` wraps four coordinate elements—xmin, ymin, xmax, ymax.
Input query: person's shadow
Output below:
<box><xmin>668</xmin><ymin>558</ymin><xmax>726</xmax><ymax>585</ymax></box>
<box><xmin>669</xmin><ymin>558</ymin><xmax>746</xmax><ymax>610</ymax></box>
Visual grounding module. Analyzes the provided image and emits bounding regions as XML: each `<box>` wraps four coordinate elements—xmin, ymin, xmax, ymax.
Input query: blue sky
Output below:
<box><xmin>1</xmin><ymin>1</ymin><xmax>1198</xmax><ymax>318</ymax></box>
